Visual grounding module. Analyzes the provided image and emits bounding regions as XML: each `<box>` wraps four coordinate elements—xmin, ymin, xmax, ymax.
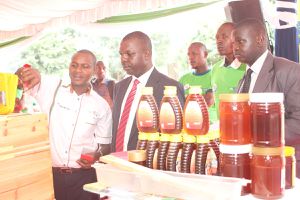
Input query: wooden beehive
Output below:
<box><xmin>0</xmin><ymin>113</ymin><xmax>54</xmax><ymax>200</ymax></box>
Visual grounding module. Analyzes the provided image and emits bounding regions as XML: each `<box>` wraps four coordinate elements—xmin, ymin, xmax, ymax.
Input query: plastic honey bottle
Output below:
<box><xmin>145</xmin><ymin>132</ymin><xmax>160</xmax><ymax>169</ymax></box>
<box><xmin>157</xmin><ymin>133</ymin><xmax>170</xmax><ymax>170</ymax></box>
<box><xmin>166</xmin><ymin>134</ymin><xmax>182</xmax><ymax>172</ymax></box>
<box><xmin>136</xmin><ymin>87</ymin><xmax>159</xmax><ymax>133</ymax></box>
<box><xmin>195</xmin><ymin>135</ymin><xmax>210</xmax><ymax>175</ymax></box>
<box><xmin>159</xmin><ymin>86</ymin><xmax>183</xmax><ymax>134</ymax></box>
<box><xmin>136</xmin><ymin>87</ymin><xmax>159</xmax><ymax>151</ymax></box>
<box><xmin>183</xmin><ymin>86</ymin><xmax>209</xmax><ymax>135</ymax></box>
<box><xmin>180</xmin><ymin>134</ymin><xmax>196</xmax><ymax>173</ymax></box>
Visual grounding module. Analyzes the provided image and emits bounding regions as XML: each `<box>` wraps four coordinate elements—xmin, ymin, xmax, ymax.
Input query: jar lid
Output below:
<box><xmin>128</xmin><ymin>150</ymin><xmax>146</xmax><ymax>162</ymax></box>
<box><xmin>189</xmin><ymin>86</ymin><xmax>202</xmax><ymax>95</ymax></box>
<box><xmin>160</xmin><ymin>133</ymin><xmax>170</xmax><ymax>142</ymax></box>
<box><xmin>284</xmin><ymin>146</ymin><xmax>295</xmax><ymax>157</ymax></box>
<box><xmin>164</xmin><ymin>86</ymin><xmax>177</xmax><ymax>96</ymax></box>
<box><xmin>219</xmin><ymin>93</ymin><xmax>249</xmax><ymax>102</ymax></box>
<box><xmin>169</xmin><ymin>134</ymin><xmax>182</xmax><ymax>142</ymax></box>
<box><xmin>138</xmin><ymin>132</ymin><xmax>148</xmax><ymax>140</ymax></box>
<box><xmin>220</xmin><ymin>144</ymin><xmax>252</xmax><ymax>154</ymax></box>
<box><xmin>148</xmin><ymin>132</ymin><xmax>160</xmax><ymax>141</ymax></box>
<box><xmin>252</xmin><ymin>146</ymin><xmax>283</xmax><ymax>156</ymax></box>
<box><xmin>182</xmin><ymin>134</ymin><xmax>196</xmax><ymax>143</ymax></box>
<box><xmin>196</xmin><ymin>135</ymin><xmax>209</xmax><ymax>143</ymax></box>
<box><xmin>141</xmin><ymin>87</ymin><xmax>153</xmax><ymax>95</ymax></box>
<box><xmin>250</xmin><ymin>93</ymin><xmax>283</xmax><ymax>103</ymax></box>
<box><xmin>207</xmin><ymin>130</ymin><xmax>219</xmax><ymax>140</ymax></box>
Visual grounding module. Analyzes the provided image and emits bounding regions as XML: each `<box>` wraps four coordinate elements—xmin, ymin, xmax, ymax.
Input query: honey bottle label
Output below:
<box><xmin>185</xmin><ymin>101</ymin><xmax>203</xmax><ymax>129</ymax></box>
<box><xmin>160</xmin><ymin>102</ymin><xmax>175</xmax><ymax>129</ymax></box>
<box><xmin>137</xmin><ymin>100</ymin><xmax>153</xmax><ymax>127</ymax></box>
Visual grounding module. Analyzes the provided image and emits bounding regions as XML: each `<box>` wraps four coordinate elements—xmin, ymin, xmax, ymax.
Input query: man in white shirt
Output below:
<box><xmin>233</xmin><ymin>19</ymin><xmax>300</xmax><ymax>178</ymax></box>
<box><xmin>112</xmin><ymin>31</ymin><xmax>185</xmax><ymax>152</ymax></box>
<box><xmin>16</xmin><ymin>49</ymin><xmax>112</xmax><ymax>200</ymax></box>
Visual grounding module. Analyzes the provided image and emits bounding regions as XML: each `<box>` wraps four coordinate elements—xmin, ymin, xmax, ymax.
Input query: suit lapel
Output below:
<box><xmin>253</xmin><ymin>52</ymin><xmax>274</xmax><ymax>92</ymax></box>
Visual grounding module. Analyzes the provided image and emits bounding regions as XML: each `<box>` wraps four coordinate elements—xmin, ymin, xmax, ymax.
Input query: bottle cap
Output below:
<box><xmin>189</xmin><ymin>86</ymin><xmax>202</xmax><ymax>95</ymax></box>
<box><xmin>169</xmin><ymin>134</ymin><xmax>182</xmax><ymax>142</ymax></box>
<box><xmin>148</xmin><ymin>132</ymin><xmax>160</xmax><ymax>141</ymax></box>
<box><xmin>250</xmin><ymin>93</ymin><xmax>283</xmax><ymax>103</ymax></box>
<box><xmin>284</xmin><ymin>146</ymin><xmax>295</xmax><ymax>157</ymax></box>
<box><xmin>196</xmin><ymin>135</ymin><xmax>209</xmax><ymax>144</ymax></box>
<box><xmin>138</xmin><ymin>132</ymin><xmax>148</xmax><ymax>140</ymax></box>
<box><xmin>252</xmin><ymin>146</ymin><xmax>283</xmax><ymax>156</ymax></box>
<box><xmin>141</xmin><ymin>87</ymin><xmax>153</xmax><ymax>95</ymax></box>
<box><xmin>160</xmin><ymin>134</ymin><xmax>170</xmax><ymax>142</ymax></box>
<box><xmin>182</xmin><ymin>134</ymin><xmax>196</xmax><ymax>143</ymax></box>
<box><xmin>128</xmin><ymin>150</ymin><xmax>146</xmax><ymax>162</ymax></box>
<box><xmin>219</xmin><ymin>93</ymin><xmax>249</xmax><ymax>102</ymax></box>
<box><xmin>164</xmin><ymin>86</ymin><xmax>177</xmax><ymax>96</ymax></box>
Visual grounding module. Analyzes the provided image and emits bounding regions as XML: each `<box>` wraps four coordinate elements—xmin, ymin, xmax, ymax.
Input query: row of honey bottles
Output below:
<box><xmin>136</xmin><ymin>86</ymin><xmax>209</xmax><ymax>135</ymax></box>
<box><xmin>134</xmin><ymin>85</ymin><xmax>219</xmax><ymax>175</ymax></box>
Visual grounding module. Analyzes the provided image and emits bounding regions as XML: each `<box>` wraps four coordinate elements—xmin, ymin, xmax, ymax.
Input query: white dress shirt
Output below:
<box><xmin>248</xmin><ymin>50</ymin><xmax>268</xmax><ymax>93</ymax></box>
<box><xmin>120</xmin><ymin>66</ymin><xmax>155</xmax><ymax>151</ymax></box>
<box><xmin>29</xmin><ymin>76</ymin><xmax>112</xmax><ymax>168</ymax></box>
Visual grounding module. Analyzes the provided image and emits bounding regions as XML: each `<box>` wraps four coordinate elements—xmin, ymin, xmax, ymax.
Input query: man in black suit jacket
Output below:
<box><xmin>233</xmin><ymin>19</ymin><xmax>300</xmax><ymax>177</ymax></box>
<box><xmin>112</xmin><ymin>31</ymin><xmax>185</xmax><ymax>152</ymax></box>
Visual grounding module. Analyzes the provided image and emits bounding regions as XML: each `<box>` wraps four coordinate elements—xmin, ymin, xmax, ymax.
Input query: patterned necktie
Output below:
<box><xmin>115</xmin><ymin>79</ymin><xmax>140</xmax><ymax>152</ymax></box>
<box><xmin>240</xmin><ymin>68</ymin><xmax>253</xmax><ymax>93</ymax></box>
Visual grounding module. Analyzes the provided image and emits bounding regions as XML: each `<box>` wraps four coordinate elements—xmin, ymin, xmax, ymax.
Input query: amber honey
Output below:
<box><xmin>250</xmin><ymin>93</ymin><xmax>284</xmax><ymax>147</ymax></box>
<box><xmin>251</xmin><ymin>147</ymin><xmax>285</xmax><ymax>199</ymax></box>
<box><xmin>219</xmin><ymin>94</ymin><xmax>251</xmax><ymax>145</ymax></box>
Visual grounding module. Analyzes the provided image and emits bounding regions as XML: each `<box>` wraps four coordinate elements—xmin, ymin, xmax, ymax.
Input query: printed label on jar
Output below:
<box><xmin>185</xmin><ymin>101</ymin><xmax>203</xmax><ymax>129</ymax></box>
<box><xmin>137</xmin><ymin>100</ymin><xmax>154</xmax><ymax>127</ymax></box>
<box><xmin>160</xmin><ymin>102</ymin><xmax>175</xmax><ymax>129</ymax></box>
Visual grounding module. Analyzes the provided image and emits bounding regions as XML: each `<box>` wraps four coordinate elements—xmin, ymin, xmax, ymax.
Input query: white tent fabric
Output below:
<box><xmin>0</xmin><ymin>0</ymin><xmax>212</xmax><ymax>41</ymax></box>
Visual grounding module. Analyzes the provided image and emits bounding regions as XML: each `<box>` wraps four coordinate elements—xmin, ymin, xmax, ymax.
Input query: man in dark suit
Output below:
<box><xmin>233</xmin><ymin>19</ymin><xmax>300</xmax><ymax>177</ymax></box>
<box><xmin>112</xmin><ymin>31</ymin><xmax>185</xmax><ymax>152</ymax></box>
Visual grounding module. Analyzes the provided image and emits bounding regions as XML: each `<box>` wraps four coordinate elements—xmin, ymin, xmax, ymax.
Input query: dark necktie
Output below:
<box><xmin>240</xmin><ymin>68</ymin><xmax>253</xmax><ymax>93</ymax></box>
<box><xmin>115</xmin><ymin>79</ymin><xmax>140</xmax><ymax>152</ymax></box>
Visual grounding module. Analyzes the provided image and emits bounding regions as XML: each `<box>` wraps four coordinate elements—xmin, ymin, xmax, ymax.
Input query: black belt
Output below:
<box><xmin>52</xmin><ymin>167</ymin><xmax>91</xmax><ymax>174</ymax></box>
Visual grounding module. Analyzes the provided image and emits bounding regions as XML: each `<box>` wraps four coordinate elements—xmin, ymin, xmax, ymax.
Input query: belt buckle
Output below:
<box><xmin>59</xmin><ymin>167</ymin><xmax>72</xmax><ymax>174</ymax></box>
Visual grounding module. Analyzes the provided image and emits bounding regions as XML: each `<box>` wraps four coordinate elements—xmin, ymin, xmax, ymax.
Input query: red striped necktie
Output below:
<box><xmin>115</xmin><ymin>79</ymin><xmax>140</xmax><ymax>152</ymax></box>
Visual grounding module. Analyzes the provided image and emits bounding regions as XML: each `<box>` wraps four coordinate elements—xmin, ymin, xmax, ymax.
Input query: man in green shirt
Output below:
<box><xmin>212</xmin><ymin>22</ymin><xmax>246</xmax><ymax>118</ymax></box>
<box><xmin>179</xmin><ymin>42</ymin><xmax>217</xmax><ymax>123</ymax></box>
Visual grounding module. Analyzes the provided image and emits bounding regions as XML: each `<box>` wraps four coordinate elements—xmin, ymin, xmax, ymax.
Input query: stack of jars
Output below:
<box><xmin>250</xmin><ymin>93</ymin><xmax>285</xmax><ymax>199</ymax></box>
<box><xmin>219</xmin><ymin>94</ymin><xmax>251</xmax><ymax>195</ymax></box>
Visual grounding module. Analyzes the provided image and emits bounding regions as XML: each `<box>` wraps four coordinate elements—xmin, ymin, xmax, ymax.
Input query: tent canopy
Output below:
<box><xmin>0</xmin><ymin>0</ymin><xmax>220</xmax><ymax>42</ymax></box>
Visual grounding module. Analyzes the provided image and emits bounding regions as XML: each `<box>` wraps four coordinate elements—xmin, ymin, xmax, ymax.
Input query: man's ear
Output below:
<box><xmin>256</xmin><ymin>32</ymin><xmax>266</xmax><ymax>47</ymax></box>
<box><xmin>144</xmin><ymin>49</ymin><xmax>151</xmax><ymax>61</ymax></box>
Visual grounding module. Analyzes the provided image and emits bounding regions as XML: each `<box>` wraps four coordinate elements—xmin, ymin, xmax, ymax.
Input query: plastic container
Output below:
<box><xmin>0</xmin><ymin>73</ymin><xmax>18</xmax><ymax>114</ymax></box>
<box><xmin>136</xmin><ymin>132</ymin><xmax>148</xmax><ymax>150</ymax></box>
<box><xmin>219</xmin><ymin>144</ymin><xmax>252</xmax><ymax>195</ymax></box>
<box><xmin>159</xmin><ymin>86</ymin><xmax>183</xmax><ymax>134</ymax></box>
<box><xmin>180</xmin><ymin>134</ymin><xmax>196</xmax><ymax>173</ymax></box>
<box><xmin>285</xmin><ymin>146</ymin><xmax>295</xmax><ymax>189</ymax></box>
<box><xmin>93</xmin><ymin>163</ymin><xmax>247</xmax><ymax>200</ymax></box>
<box><xmin>251</xmin><ymin>146</ymin><xmax>285</xmax><ymax>199</ymax></box>
<box><xmin>157</xmin><ymin>133</ymin><xmax>170</xmax><ymax>170</ymax></box>
<box><xmin>183</xmin><ymin>86</ymin><xmax>209</xmax><ymax>135</ymax></box>
<box><xmin>166</xmin><ymin>134</ymin><xmax>182</xmax><ymax>172</ymax></box>
<box><xmin>145</xmin><ymin>133</ymin><xmax>160</xmax><ymax>169</ymax></box>
<box><xmin>219</xmin><ymin>94</ymin><xmax>251</xmax><ymax>145</ymax></box>
<box><xmin>195</xmin><ymin>135</ymin><xmax>210</xmax><ymax>175</ymax></box>
<box><xmin>250</xmin><ymin>93</ymin><xmax>284</xmax><ymax>147</ymax></box>
<box><xmin>136</xmin><ymin>87</ymin><xmax>159</xmax><ymax>133</ymax></box>
<box><xmin>128</xmin><ymin>150</ymin><xmax>146</xmax><ymax>166</ymax></box>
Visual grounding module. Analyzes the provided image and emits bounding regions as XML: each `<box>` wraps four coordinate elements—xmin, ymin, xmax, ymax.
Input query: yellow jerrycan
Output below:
<box><xmin>0</xmin><ymin>73</ymin><xmax>18</xmax><ymax>114</ymax></box>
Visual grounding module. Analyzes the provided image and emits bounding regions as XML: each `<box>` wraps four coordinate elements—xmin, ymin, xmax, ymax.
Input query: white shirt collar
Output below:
<box><xmin>132</xmin><ymin>66</ymin><xmax>154</xmax><ymax>86</ymax></box>
<box><xmin>248</xmin><ymin>50</ymin><xmax>268</xmax><ymax>74</ymax></box>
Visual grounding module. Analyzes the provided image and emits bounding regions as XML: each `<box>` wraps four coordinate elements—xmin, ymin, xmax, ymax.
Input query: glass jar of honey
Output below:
<box><xmin>219</xmin><ymin>144</ymin><xmax>252</xmax><ymax>195</ymax></box>
<box><xmin>128</xmin><ymin>150</ymin><xmax>146</xmax><ymax>166</ymax></box>
<box><xmin>219</xmin><ymin>94</ymin><xmax>251</xmax><ymax>145</ymax></box>
<box><xmin>250</xmin><ymin>93</ymin><xmax>284</xmax><ymax>147</ymax></box>
<box><xmin>251</xmin><ymin>146</ymin><xmax>285</xmax><ymax>199</ymax></box>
